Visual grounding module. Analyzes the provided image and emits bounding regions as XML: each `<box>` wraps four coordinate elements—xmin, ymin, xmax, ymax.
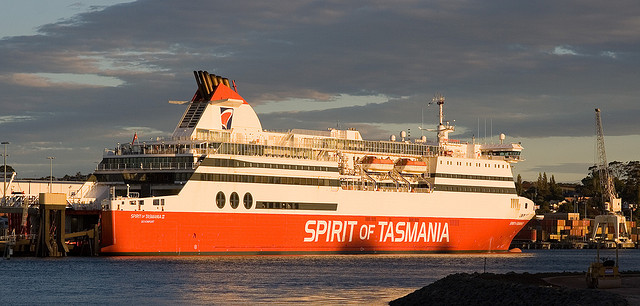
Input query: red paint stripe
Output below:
<box><xmin>101</xmin><ymin>211</ymin><xmax>527</xmax><ymax>254</ymax></box>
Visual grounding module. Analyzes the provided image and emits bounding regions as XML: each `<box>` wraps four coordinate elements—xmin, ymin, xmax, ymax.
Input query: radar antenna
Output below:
<box><xmin>433</xmin><ymin>94</ymin><xmax>454</xmax><ymax>144</ymax></box>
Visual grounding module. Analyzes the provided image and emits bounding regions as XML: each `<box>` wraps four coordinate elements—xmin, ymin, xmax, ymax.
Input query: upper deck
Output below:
<box><xmin>94</xmin><ymin>71</ymin><xmax>526</xmax><ymax>199</ymax></box>
<box><xmin>97</xmin><ymin>71</ymin><xmax>524</xmax><ymax>172</ymax></box>
<box><xmin>99</xmin><ymin>128</ymin><xmax>440</xmax><ymax>170</ymax></box>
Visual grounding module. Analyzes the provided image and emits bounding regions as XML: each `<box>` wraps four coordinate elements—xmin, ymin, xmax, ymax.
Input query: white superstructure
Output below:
<box><xmin>96</xmin><ymin>71</ymin><xmax>535</xmax><ymax>254</ymax></box>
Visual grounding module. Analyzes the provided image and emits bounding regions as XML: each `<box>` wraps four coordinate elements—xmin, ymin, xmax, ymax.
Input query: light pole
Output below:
<box><xmin>47</xmin><ymin>156</ymin><xmax>55</xmax><ymax>193</ymax></box>
<box><xmin>2</xmin><ymin>141</ymin><xmax>9</xmax><ymax>204</ymax></box>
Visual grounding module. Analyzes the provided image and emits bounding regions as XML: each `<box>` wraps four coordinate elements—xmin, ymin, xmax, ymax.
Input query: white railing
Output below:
<box><xmin>107</xmin><ymin>128</ymin><xmax>438</xmax><ymax>159</ymax></box>
<box><xmin>0</xmin><ymin>195</ymin><xmax>37</xmax><ymax>208</ymax></box>
<box><xmin>96</xmin><ymin>162</ymin><xmax>199</xmax><ymax>171</ymax></box>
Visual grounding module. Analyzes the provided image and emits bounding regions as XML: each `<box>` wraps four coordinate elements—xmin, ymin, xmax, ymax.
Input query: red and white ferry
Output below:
<box><xmin>97</xmin><ymin>71</ymin><xmax>534</xmax><ymax>255</ymax></box>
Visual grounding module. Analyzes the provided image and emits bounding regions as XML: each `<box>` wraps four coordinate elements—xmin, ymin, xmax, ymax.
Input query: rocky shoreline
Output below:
<box><xmin>389</xmin><ymin>272</ymin><xmax>630</xmax><ymax>306</ymax></box>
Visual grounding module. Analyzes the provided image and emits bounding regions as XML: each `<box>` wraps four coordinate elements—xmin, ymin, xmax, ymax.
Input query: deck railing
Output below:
<box><xmin>106</xmin><ymin>128</ymin><xmax>438</xmax><ymax>159</ymax></box>
<box><xmin>96</xmin><ymin>162</ymin><xmax>199</xmax><ymax>171</ymax></box>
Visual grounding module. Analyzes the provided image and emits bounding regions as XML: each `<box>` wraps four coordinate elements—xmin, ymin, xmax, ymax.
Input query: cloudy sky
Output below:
<box><xmin>1</xmin><ymin>0</ymin><xmax>639</xmax><ymax>182</ymax></box>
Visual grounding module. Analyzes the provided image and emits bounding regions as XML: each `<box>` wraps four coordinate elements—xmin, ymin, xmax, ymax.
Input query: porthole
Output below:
<box><xmin>243</xmin><ymin>193</ymin><xmax>253</xmax><ymax>209</ymax></box>
<box><xmin>216</xmin><ymin>191</ymin><xmax>226</xmax><ymax>209</ymax></box>
<box><xmin>230</xmin><ymin>192</ymin><xmax>240</xmax><ymax>209</ymax></box>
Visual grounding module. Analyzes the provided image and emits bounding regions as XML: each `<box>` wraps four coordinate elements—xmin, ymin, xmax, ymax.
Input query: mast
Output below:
<box><xmin>434</xmin><ymin>94</ymin><xmax>454</xmax><ymax>145</ymax></box>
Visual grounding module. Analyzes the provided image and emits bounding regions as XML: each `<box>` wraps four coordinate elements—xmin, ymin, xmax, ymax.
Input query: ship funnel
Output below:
<box><xmin>192</xmin><ymin>71</ymin><xmax>234</xmax><ymax>101</ymax></box>
<box><xmin>193</xmin><ymin>71</ymin><xmax>206</xmax><ymax>98</ymax></box>
<box><xmin>202</xmin><ymin>71</ymin><xmax>213</xmax><ymax>93</ymax></box>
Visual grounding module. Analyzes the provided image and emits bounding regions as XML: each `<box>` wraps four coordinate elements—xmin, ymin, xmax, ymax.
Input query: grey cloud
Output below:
<box><xmin>521</xmin><ymin>162</ymin><xmax>595</xmax><ymax>183</ymax></box>
<box><xmin>1</xmin><ymin>0</ymin><xmax>640</xmax><ymax>178</ymax></box>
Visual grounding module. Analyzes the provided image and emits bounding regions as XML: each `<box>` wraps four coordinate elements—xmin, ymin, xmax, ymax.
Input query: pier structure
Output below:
<box><xmin>1</xmin><ymin>189</ymin><xmax>102</xmax><ymax>258</ymax></box>
<box><xmin>35</xmin><ymin>193</ymin><xmax>68</xmax><ymax>257</ymax></box>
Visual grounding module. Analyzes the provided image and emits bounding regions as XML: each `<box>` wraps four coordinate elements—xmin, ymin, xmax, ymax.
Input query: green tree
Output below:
<box><xmin>621</xmin><ymin>161</ymin><xmax>640</xmax><ymax>203</ymax></box>
<box><xmin>536</xmin><ymin>201</ymin><xmax>551</xmax><ymax>214</ymax></box>
<box><xmin>0</xmin><ymin>165</ymin><xmax>15</xmax><ymax>173</ymax></box>
<box><xmin>62</xmin><ymin>172</ymin><xmax>89</xmax><ymax>181</ymax></box>
<box><xmin>557</xmin><ymin>201</ymin><xmax>574</xmax><ymax>213</ymax></box>
<box><xmin>577</xmin><ymin>161</ymin><xmax>639</xmax><ymax>216</ymax></box>
<box><xmin>548</xmin><ymin>175</ymin><xmax>563</xmax><ymax>201</ymax></box>
<box><xmin>536</xmin><ymin>172</ymin><xmax>550</xmax><ymax>200</ymax></box>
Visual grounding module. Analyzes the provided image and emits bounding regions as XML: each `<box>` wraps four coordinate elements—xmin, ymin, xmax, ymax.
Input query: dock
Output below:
<box><xmin>1</xmin><ymin>192</ymin><xmax>101</xmax><ymax>258</ymax></box>
<box><xmin>511</xmin><ymin>212</ymin><xmax>639</xmax><ymax>250</ymax></box>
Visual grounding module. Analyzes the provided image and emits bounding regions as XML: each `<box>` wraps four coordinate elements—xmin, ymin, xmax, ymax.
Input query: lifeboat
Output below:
<box><xmin>359</xmin><ymin>156</ymin><xmax>395</xmax><ymax>172</ymax></box>
<box><xmin>394</xmin><ymin>158</ymin><xmax>427</xmax><ymax>174</ymax></box>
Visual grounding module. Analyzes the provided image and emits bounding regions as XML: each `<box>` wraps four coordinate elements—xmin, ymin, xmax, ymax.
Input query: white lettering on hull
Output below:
<box><xmin>130</xmin><ymin>213</ymin><xmax>166</xmax><ymax>224</ymax></box>
<box><xmin>304</xmin><ymin>220</ymin><xmax>450</xmax><ymax>243</ymax></box>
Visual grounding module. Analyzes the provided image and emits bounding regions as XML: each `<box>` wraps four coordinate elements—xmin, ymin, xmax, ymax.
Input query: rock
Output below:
<box><xmin>389</xmin><ymin>272</ymin><xmax>629</xmax><ymax>306</ymax></box>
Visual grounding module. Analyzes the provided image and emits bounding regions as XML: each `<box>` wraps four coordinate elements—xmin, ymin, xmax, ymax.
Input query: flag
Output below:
<box><xmin>131</xmin><ymin>132</ymin><xmax>138</xmax><ymax>145</ymax></box>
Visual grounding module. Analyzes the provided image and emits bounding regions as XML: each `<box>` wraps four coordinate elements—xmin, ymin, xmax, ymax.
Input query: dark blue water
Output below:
<box><xmin>1</xmin><ymin>249</ymin><xmax>639</xmax><ymax>304</ymax></box>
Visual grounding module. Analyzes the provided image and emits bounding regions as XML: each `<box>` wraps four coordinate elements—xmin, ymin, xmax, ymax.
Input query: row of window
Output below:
<box><xmin>104</xmin><ymin>156</ymin><xmax>193</xmax><ymax>164</ymax></box>
<box><xmin>431</xmin><ymin>173</ymin><xmax>514</xmax><ymax>182</ymax></box>
<box><xmin>129</xmin><ymin>199</ymin><xmax>166</xmax><ymax>206</ymax></box>
<box><xmin>212</xmin><ymin>193</ymin><xmax>338</xmax><ymax>211</ymax></box>
<box><xmin>101</xmin><ymin>156</ymin><xmax>193</xmax><ymax>166</ymax></box>
<box><xmin>216</xmin><ymin>191</ymin><xmax>253</xmax><ymax>209</ymax></box>
<box><xmin>511</xmin><ymin>198</ymin><xmax>522</xmax><ymax>209</ymax></box>
<box><xmin>487</xmin><ymin>151</ymin><xmax>521</xmax><ymax>156</ymax></box>
<box><xmin>433</xmin><ymin>184</ymin><xmax>517</xmax><ymax>194</ymax></box>
<box><xmin>304</xmin><ymin>138</ymin><xmax>434</xmax><ymax>156</ymax></box>
<box><xmin>210</xmin><ymin>134</ymin><xmax>437</xmax><ymax>157</ymax></box>
<box><xmin>255</xmin><ymin>201</ymin><xmax>338</xmax><ymax>211</ymax></box>
<box><xmin>192</xmin><ymin>173</ymin><xmax>340</xmax><ymax>187</ymax></box>
<box><xmin>217</xmin><ymin>142</ymin><xmax>315</xmax><ymax>159</ymax></box>
<box><xmin>202</xmin><ymin>158</ymin><xmax>338</xmax><ymax>172</ymax></box>
<box><xmin>441</xmin><ymin>160</ymin><xmax>510</xmax><ymax>169</ymax></box>
<box><xmin>95</xmin><ymin>172</ymin><xmax>193</xmax><ymax>183</ymax></box>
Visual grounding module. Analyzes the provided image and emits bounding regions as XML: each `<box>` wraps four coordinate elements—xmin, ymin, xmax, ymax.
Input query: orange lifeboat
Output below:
<box><xmin>359</xmin><ymin>156</ymin><xmax>395</xmax><ymax>172</ymax></box>
<box><xmin>394</xmin><ymin>158</ymin><xmax>427</xmax><ymax>174</ymax></box>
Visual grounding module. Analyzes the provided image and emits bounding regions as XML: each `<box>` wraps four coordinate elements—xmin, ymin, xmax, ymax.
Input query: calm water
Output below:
<box><xmin>1</xmin><ymin>249</ymin><xmax>639</xmax><ymax>305</ymax></box>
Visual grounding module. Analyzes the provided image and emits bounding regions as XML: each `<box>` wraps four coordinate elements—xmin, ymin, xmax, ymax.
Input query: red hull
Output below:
<box><xmin>100</xmin><ymin>211</ymin><xmax>527</xmax><ymax>255</ymax></box>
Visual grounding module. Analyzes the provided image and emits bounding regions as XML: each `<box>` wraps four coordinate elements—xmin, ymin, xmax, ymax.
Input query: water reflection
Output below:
<box><xmin>2</xmin><ymin>250</ymin><xmax>639</xmax><ymax>304</ymax></box>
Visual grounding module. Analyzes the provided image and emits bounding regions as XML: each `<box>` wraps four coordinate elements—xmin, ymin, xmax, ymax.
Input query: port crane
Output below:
<box><xmin>591</xmin><ymin>108</ymin><xmax>632</xmax><ymax>246</ymax></box>
<box><xmin>585</xmin><ymin>109</ymin><xmax>631</xmax><ymax>289</ymax></box>
<box><xmin>595</xmin><ymin>108</ymin><xmax>621</xmax><ymax>213</ymax></box>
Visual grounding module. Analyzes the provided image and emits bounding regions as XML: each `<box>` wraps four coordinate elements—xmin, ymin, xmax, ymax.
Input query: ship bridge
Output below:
<box><xmin>480</xmin><ymin>142</ymin><xmax>523</xmax><ymax>163</ymax></box>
